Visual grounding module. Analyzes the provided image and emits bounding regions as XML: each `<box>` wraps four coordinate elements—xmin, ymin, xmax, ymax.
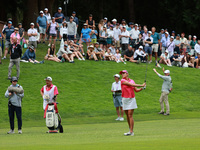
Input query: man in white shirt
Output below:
<box><xmin>27</xmin><ymin>23</ymin><xmax>38</xmax><ymax>52</ymax></box>
<box><xmin>113</xmin><ymin>23</ymin><xmax>121</xmax><ymax>49</ymax></box>
<box><xmin>194</xmin><ymin>40</ymin><xmax>200</xmax><ymax>56</ymax></box>
<box><xmin>133</xmin><ymin>46</ymin><xmax>146</xmax><ymax>63</ymax></box>
<box><xmin>129</xmin><ymin>23</ymin><xmax>140</xmax><ymax>49</ymax></box>
<box><xmin>120</xmin><ymin>26</ymin><xmax>130</xmax><ymax>56</ymax></box>
<box><xmin>144</xmin><ymin>31</ymin><xmax>153</xmax><ymax>63</ymax></box>
<box><xmin>111</xmin><ymin>74</ymin><xmax>124</xmax><ymax>121</ymax></box>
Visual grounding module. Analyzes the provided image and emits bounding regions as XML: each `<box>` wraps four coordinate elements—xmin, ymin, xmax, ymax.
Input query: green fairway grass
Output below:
<box><xmin>0</xmin><ymin>42</ymin><xmax>199</xmax><ymax>149</ymax></box>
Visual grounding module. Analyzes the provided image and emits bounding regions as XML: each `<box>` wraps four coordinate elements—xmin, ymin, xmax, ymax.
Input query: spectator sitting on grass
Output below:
<box><xmin>157</xmin><ymin>50</ymin><xmax>171</xmax><ymax>68</ymax></box>
<box><xmin>57</xmin><ymin>44</ymin><xmax>74</xmax><ymax>63</ymax></box>
<box><xmin>87</xmin><ymin>45</ymin><xmax>98</xmax><ymax>61</ymax></box>
<box><xmin>170</xmin><ymin>51</ymin><xmax>181</xmax><ymax>67</ymax></box>
<box><xmin>194</xmin><ymin>40</ymin><xmax>200</xmax><ymax>56</ymax></box>
<box><xmin>194</xmin><ymin>53</ymin><xmax>200</xmax><ymax>69</ymax></box>
<box><xmin>108</xmin><ymin>43</ymin><xmax>116</xmax><ymax>55</ymax></box>
<box><xmin>114</xmin><ymin>49</ymin><xmax>126</xmax><ymax>64</ymax></box>
<box><xmin>105</xmin><ymin>49</ymin><xmax>114</xmax><ymax>61</ymax></box>
<box><xmin>73</xmin><ymin>38</ymin><xmax>85</xmax><ymax>56</ymax></box>
<box><xmin>69</xmin><ymin>40</ymin><xmax>85</xmax><ymax>60</ymax></box>
<box><xmin>44</xmin><ymin>44</ymin><xmax>61</xmax><ymax>62</ymax></box>
<box><xmin>133</xmin><ymin>46</ymin><xmax>147</xmax><ymax>63</ymax></box>
<box><xmin>21</xmin><ymin>46</ymin><xmax>44</xmax><ymax>64</ymax></box>
<box><xmin>182</xmin><ymin>52</ymin><xmax>194</xmax><ymax>68</ymax></box>
<box><xmin>93</xmin><ymin>42</ymin><xmax>104</xmax><ymax>60</ymax></box>
<box><xmin>124</xmin><ymin>45</ymin><xmax>137</xmax><ymax>63</ymax></box>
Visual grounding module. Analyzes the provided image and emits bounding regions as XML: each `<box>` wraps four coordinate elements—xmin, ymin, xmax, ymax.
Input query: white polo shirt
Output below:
<box><xmin>134</xmin><ymin>49</ymin><xmax>146</xmax><ymax>59</ymax></box>
<box><xmin>120</xmin><ymin>30</ymin><xmax>130</xmax><ymax>44</ymax></box>
<box><xmin>194</xmin><ymin>43</ymin><xmax>200</xmax><ymax>53</ymax></box>
<box><xmin>111</xmin><ymin>81</ymin><xmax>121</xmax><ymax>94</ymax></box>
<box><xmin>129</xmin><ymin>28</ymin><xmax>140</xmax><ymax>39</ymax></box>
<box><xmin>113</xmin><ymin>27</ymin><xmax>121</xmax><ymax>41</ymax></box>
<box><xmin>27</xmin><ymin>28</ymin><xmax>38</xmax><ymax>41</ymax></box>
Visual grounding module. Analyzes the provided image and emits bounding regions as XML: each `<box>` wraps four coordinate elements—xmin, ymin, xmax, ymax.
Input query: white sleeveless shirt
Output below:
<box><xmin>43</xmin><ymin>85</ymin><xmax>55</xmax><ymax>110</ymax></box>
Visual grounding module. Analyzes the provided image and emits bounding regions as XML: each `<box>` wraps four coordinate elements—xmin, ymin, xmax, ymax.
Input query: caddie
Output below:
<box><xmin>111</xmin><ymin>74</ymin><xmax>124</xmax><ymax>121</ymax></box>
<box><xmin>5</xmin><ymin>76</ymin><xmax>24</xmax><ymax>134</ymax></box>
<box><xmin>40</xmin><ymin>76</ymin><xmax>59</xmax><ymax>110</ymax></box>
<box><xmin>153</xmin><ymin>68</ymin><xmax>172</xmax><ymax>115</ymax></box>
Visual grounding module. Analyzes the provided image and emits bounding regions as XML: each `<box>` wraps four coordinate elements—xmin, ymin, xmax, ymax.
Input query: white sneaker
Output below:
<box><xmin>116</xmin><ymin>60</ymin><xmax>119</xmax><ymax>63</ymax></box>
<box><xmin>157</xmin><ymin>63</ymin><xmax>161</xmax><ymax>68</ymax></box>
<box><xmin>124</xmin><ymin>62</ymin><xmax>126</xmax><ymax>64</ymax></box>
<box><xmin>18</xmin><ymin>130</ymin><xmax>22</xmax><ymax>134</ymax></box>
<box><xmin>78</xmin><ymin>58</ymin><xmax>82</xmax><ymax>60</ymax></box>
<box><xmin>82</xmin><ymin>58</ymin><xmax>85</xmax><ymax>61</ymax></box>
<box><xmin>124</xmin><ymin>131</ymin><xmax>134</xmax><ymax>136</ymax></box>
<box><xmin>115</xmin><ymin>117</ymin><xmax>120</xmax><ymax>121</ymax></box>
<box><xmin>119</xmin><ymin>117</ymin><xmax>124</xmax><ymax>121</ymax></box>
<box><xmin>48</xmin><ymin>43</ymin><xmax>51</xmax><ymax>46</ymax></box>
<box><xmin>7</xmin><ymin>130</ymin><xmax>14</xmax><ymax>134</ymax></box>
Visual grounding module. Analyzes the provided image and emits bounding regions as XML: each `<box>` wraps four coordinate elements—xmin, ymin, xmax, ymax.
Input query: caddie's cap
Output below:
<box><xmin>119</xmin><ymin>70</ymin><xmax>128</xmax><ymax>74</ymax></box>
<box><xmin>44</xmin><ymin>76</ymin><xmax>52</xmax><ymax>81</ymax></box>
<box><xmin>164</xmin><ymin>70</ymin><xmax>170</xmax><ymax>74</ymax></box>
<box><xmin>113</xmin><ymin>74</ymin><xmax>120</xmax><ymax>78</ymax></box>
<box><xmin>14</xmin><ymin>27</ymin><xmax>19</xmax><ymax>31</ymax></box>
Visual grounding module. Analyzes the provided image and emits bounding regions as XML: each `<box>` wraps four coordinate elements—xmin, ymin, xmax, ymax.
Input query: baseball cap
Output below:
<box><xmin>164</xmin><ymin>70</ymin><xmax>170</xmax><ymax>74</ymax></box>
<box><xmin>8</xmin><ymin>21</ymin><xmax>12</xmax><ymax>24</ymax></box>
<box><xmin>113</xmin><ymin>74</ymin><xmax>120</xmax><ymax>78</ymax></box>
<box><xmin>165</xmin><ymin>50</ymin><xmax>169</xmax><ymax>53</ymax></box>
<box><xmin>44</xmin><ymin>8</ymin><xmax>48</xmax><ymax>11</ymax></box>
<box><xmin>193</xmin><ymin>35</ymin><xmax>197</xmax><ymax>38</ymax></box>
<box><xmin>122</xmin><ymin>26</ymin><xmax>126</xmax><ymax>28</ymax></box>
<box><xmin>44</xmin><ymin>76</ymin><xmax>52</xmax><ymax>81</ymax></box>
<box><xmin>161</xmin><ymin>29</ymin><xmax>164</xmax><ymax>31</ymax></box>
<box><xmin>177</xmin><ymin>34</ymin><xmax>180</xmax><ymax>37</ymax></box>
<box><xmin>72</xmin><ymin>11</ymin><xmax>76</xmax><ymax>14</ymax></box>
<box><xmin>112</xmin><ymin>18</ymin><xmax>117</xmax><ymax>22</ymax></box>
<box><xmin>52</xmin><ymin>17</ymin><xmax>55</xmax><ymax>20</ymax></box>
<box><xmin>30</xmin><ymin>22</ymin><xmax>34</xmax><ymax>26</ymax></box>
<box><xmin>40</xmin><ymin>10</ymin><xmax>44</xmax><ymax>14</ymax></box>
<box><xmin>172</xmin><ymin>31</ymin><xmax>175</xmax><ymax>33</ymax></box>
<box><xmin>70</xmin><ymin>16</ymin><xmax>74</xmax><ymax>19</ymax></box>
<box><xmin>139</xmin><ymin>46</ymin><xmax>143</xmax><ymax>49</ymax></box>
<box><xmin>170</xmin><ymin>36</ymin><xmax>174</xmax><ymax>39</ymax></box>
<box><xmin>11</xmin><ymin>76</ymin><xmax>18</xmax><ymax>82</ymax></box>
<box><xmin>18</xmin><ymin>23</ymin><xmax>22</xmax><ymax>26</ymax></box>
<box><xmin>174</xmin><ymin>51</ymin><xmax>177</xmax><ymax>54</ymax></box>
<box><xmin>165</xmin><ymin>32</ymin><xmax>169</xmax><ymax>35</ymax></box>
<box><xmin>110</xmin><ymin>25</ymin><xmax>114</xmax><ymax>28</ymax></box>
<box><xmin>88</xmin><ymin>45</ymin><xmax>94</xmax><ymax>49</ymax></box>
<box><xmin>64</xmin><ymin>44</ymin><xmax>68</xmax><ymax>47</ymax></box>
<box><xmin>129</xmin><ymin>22</ymin><xmax>134</xmax><ymax>25</ymax></box>
<box><xmin>119</xmin><ymin>70</ymin><xmax>128</xmax><ymax>74</ymax></box>
<box><xmin>104</xmin><ymin>17</ymin><xmax>108</xmax><ymax>20</ymax></box>
<box><xmin>95</xmin><ymin>42</ymin><xmax>99</xmax><ymax>45</ymax></box>
<box><xmin>58</xmin><ymin>7</ymin><xmax>62</xmax><ymax>10</ymax></box>
<box><xmin>135</xmin><ymin>23</ymin><xmax>138</xmax><ymax>26</ymax></box>
<box><xmin>14</xmin><ymin>27</ymin><xmax>19</xmax><ymax>31</ymax></box>
<box><xmin>29</xmin><ymin>45</ymin><xmax>34</xmax><ymax>50</ymax></box>
<box><xmin>83</xmin><ymin>23</ymin><xmax>88</xmax><ymax>26</ymax></box>
<box><xmin>103</xmin><ymin>25</ymin><xmax>107</xmax><ymax>28</ymax></box>
<box><xmin>122</xmin><ymin>19</ymin><xmax>126</xmax><ymax>21</ymax></box>
<box><xmin>148</xmin><ymin>31</ymin><xmax>152</xmax><ymax>34</ymax></box>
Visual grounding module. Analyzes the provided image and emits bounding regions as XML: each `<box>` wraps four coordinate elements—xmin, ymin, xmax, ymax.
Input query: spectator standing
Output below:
<box><xmin>159</xmin><ymin>29</ymin><xmax>165</xmax><ymax>40</ymax></box>
<box><xmin>190</xmin><ymin>36</ymin><xmax>197</xmax><ymax>56</ymax></box>
<box><xmin>153</xmin><ymin>68</ymin><xmax>172</xmax><ymax>116</ymax></box>
<box><xmin>120</xmin><ymin>26</ymin><xmax>130</xmax><ymax>56</ymax></box>
<box><xmin>171</xmin><ymin>31</ymin><xmax>176</xmax><ymax>39</ymax></box>
<box><xmin>1</xmin><ymin>21</ymin><xmax>14</xmax><ymax>59</ymax></box>
<box><xmin>112</xmin><ymin>19</ymin><xmax>117</xmax><ymax>28</ymax></box>
<box><xmin>187</xmin><ymin>35</ymin><xmax>192</xmax><ymax>52</ymax></box>
<box><xmin>80</xmin><ymin>23</ymin><xmax>92</xmax><ymax>47</ymax></box>
<box><xmin>90</xmin><ymin>26</ymin><xmax>98</xmax><ymax>44</ymax></box>
<box><xmin>98</xmin><ymin>19</ymin><xmax>104</xmax><ymax>31</ymax></box>
<box><xmin>134</xmin><ymin>33</ymin><xmax>144</xmax><ymax>50</ymax></box>
<box><xmin>10</xmin><ymin>28</ymin><xmax>21</xmax><ymax>45</ymax></box>
<box><xmin>18</xmin><ymin>23</ymin><xmax>25</xmax><ymax>46</ymax></box>
<box><xmin>8</xmin><ymin>38</ymin><xmax>22</xmax><ymax>80</ymax></box>
<box><xmin>5</xmin><ymin>77</ymin><xmax>24</xmax><ymax>134</ymax></box>
<box><xmin>67</xmin><ymin>16</ymin><xmax>77</xmax><ymax>40</ymax></box>
<box><xmin>27</xmin><ymin>23</ymin><xmax>38</xmax><ymax>52</ymax></box>
<box><xmin>60</xmin><ymin>21</ymin><xmax>68</xmax><ymax>42</ymax></box>
<box><xmin>54</xmin><ymin>7</ymin><xmax>65</xmax><ymax>40</ymax></box>
<box><xmin>151</xmin><ymin>27</ymin><xmax>160</xmax><ymax>63</ymax></box>
<box><xmin>36</xmin><ymin>11</ymin><xmax>48</xmax><ymax>43</ymax></box>
<box><xmin>107</xmin><ymin>25</ymin><xmax>114</xmax><ymax>47</ymax></box>
<box><xmin>48</xmin><ymin>17</ymin><xmax>59</xmax><ymax>46</ymax></box>
<box><xmin>111</xmin><ymin>74</ymin><xmax>124</xmax><ymax>121</ymax></box>
<box><xmin>174</xmin><ymin>34</ymin><xmax>181</xmax><ymax>54</ymax></box>
<box><xmin>144</xmin><ymin>31</ymin><xmax>153</xmax><ymax>63</ymax></box>
<box><xmin>99</xmin><ymin>25</ymin><xmax>108</xmax><ymax>51</ymax></box>
<box><xmin>160</xmin><ymin>32</ymin><xmax>170</xmax><ymax>54</ymax></box>
<box><xmin>86</xmin><ymin>14</ymin><xmax>95</xmax><ymax>28</ymax></box>
<box><xmin>113</xmin><ymin>23</ymin><xmax>121</xmax><ymax>49</ymax></box>
<box><xmin>129</xmin><ymin>23</ymin><xmax>140</xmax><ymax>49</ymax></box>
<box><xmin>71</xmin><ymin>11</ymin><xmax>79</xmax><ymax>28</ymax></box>
<box><xmin>142</xmin><ymin>28</ymin><xmax>148</xmax><ymax>40</ymax></box>
<box><xmin>44</xmin><ymin>8</ymin><xmax>51</xmax><ymax>24</ymax></box>
<box><xmin>194</xmin><ymin>40</ymin><xmax>200</xmax><ymax>56</ymax></box>
<box><xmin>166</xmin><ymin>36</ymin><xmax>175</xmax><ymax>57</ymax></box>
<box><xmin>180</xmin><ymin>33</ymin><xmax>187</xmax><ymax>54</ymax></box>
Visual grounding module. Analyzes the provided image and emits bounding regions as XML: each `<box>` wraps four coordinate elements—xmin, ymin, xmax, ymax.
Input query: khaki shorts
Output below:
<box><xmin>114</xmin><ymin>40</ymin><xmax>120</xmax><ymax>48</ymax></box>
<box><xmin>5</xmin><ymin>40</ymin><xmax>11</xmax><ymax>48</ymax></box>
<box><xmin>0</xmin><ymin>47</ymin><xmax>2</xmax><ymax>57</ymax></box>
<box><xmin>39</xmin><ymin>26</ymin><xmax>46</xmax><ymax>34</ymax></box>
<box><xmin>152</xmin><ymin>44</ymin><xmax>159</xmax><ymax>52</ymax></box>
<box><xmin>28</xmin><ymin>41</ymin><xmax>37</xmax><ymax>48</ymax></box>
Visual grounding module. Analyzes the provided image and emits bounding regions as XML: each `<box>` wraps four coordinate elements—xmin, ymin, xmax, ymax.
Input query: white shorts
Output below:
<box><xmin>122</xmin><ymin>97</ymin><xmax>138</xmax><ymax>110</ymax></box>
<box><xmin>39</xmin><ymin>26</ymin><xmax>46</xmax><ymax>34</ymax></box>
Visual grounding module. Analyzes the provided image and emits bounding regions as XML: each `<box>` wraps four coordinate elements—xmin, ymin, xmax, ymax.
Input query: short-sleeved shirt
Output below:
<box><xmin>40</xmin><ymin>84</ymin><xmax>59</xmax><ymax>95</ymax></box>
<box><xmin>19</xmin><ymin>28</ymin><xmax>25</xmax><ymax>37</ymax></box>
<box><xmin>190</xmin><ymin>40</ymin><xmax>197</xmax><ymax>49</ymax></box>
<box><xmin>36</xmin><ymin>16</ymin><xmax>47</xmax><ymax>28</ymax></box>
<box><xmin>2</xmin><ymin>26</ymin><xmax>14</xmax><ymax>41</ymax></box>
<box><xmin>120</xmin><ymin>30</ymin><xmax>130</xmax><ymax>44</ymax></box>
<box><xmin>10</xmin><ymin>32</ymin><xmax>21</xmax><ymax>44</ymax></box>
<box><xmin>121</xmin><ymin>78</ymin><xmax>135</xmax><ymax>98</ymax></box>
<box><xmin>91</xmin><ymin>30</ymin><xmax>98</xmax><ymax>39</ymax></box>
<box><xmin>73</xmin><ymin>16</ymin><xmax>79</xmax><ymax>25</ymax></box>
<box><xmin>27</xmin><ymin>28</ymin><xmax>38</xmax><ymax>41</ymax></box>
<box><xmin>151</xmin><ymin>32</ymin><xmax>160</xmax><ymax>44</ymax></box>
<box><xmin>125</xmin><ymin>50</ymin><xmax>134</xmax><ymax>57</ymax></box>
<box><xmin>54</xmin><ymin>12</ymin><xmax>65</xmax><ymax>23</ymax></box>
<box><xmin>81</xmin><ymin>28</ymin><xmax>91</xmax><ymax>39</ymax></box>
<box><xmin>111</xmin><ymin>81</ymin><xmax>121</xmax><ymax>94</ymax></box>
<box><xmin>161</xmin><ymin>36</ymin><xmax>170</xmax><ymax>47</ymax></box>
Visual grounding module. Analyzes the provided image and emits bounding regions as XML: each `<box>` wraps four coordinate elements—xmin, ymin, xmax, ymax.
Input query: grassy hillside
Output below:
<box><xmin>0</xmin><ymin>42</ymin><xmax>200</xmax><ymax>123</ymax></box>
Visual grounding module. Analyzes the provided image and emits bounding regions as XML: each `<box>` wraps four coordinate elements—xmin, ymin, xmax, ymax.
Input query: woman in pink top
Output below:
<box><xmin>10</xmin><ymin>28</ymin><xmax>21</xmax><ymax>44</ymax></box>
<box><xmin>119</xmin><ymin>70</ymin><xmax>146</xmax><ymax>136</ymax></box>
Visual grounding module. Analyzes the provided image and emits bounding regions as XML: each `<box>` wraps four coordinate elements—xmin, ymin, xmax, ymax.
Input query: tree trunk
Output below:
<box><xmin>23</xmin><ymin>0</ymin><xmax>39</xmax><ymax>30</ymax></box>
<box><xmin>128</xmin><ymin>0</ymin><xmax>135</xmax><ymax>22</ymax></box>
<box><xmin>99</xmin><ymin>0</ymin><xmax>104</xmax><ymax>19</ymax></box>
<box><xmin>45</xmin><ymin>0</ymin><xmax>55</xmax><ymax>15</ymax></box>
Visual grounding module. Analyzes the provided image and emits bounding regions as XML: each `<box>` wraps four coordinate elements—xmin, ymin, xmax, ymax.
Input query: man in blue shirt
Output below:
<box><xmin>2</xmin><ymin>21</ymin><xmax>14</xmax><ymax>59</ymax></box>
<box><xmin>151</xmin><ymin>27</ymin><xmax>160</xmax><ymax>63</ymax></box>
<box><xmin>72</xmin><ymin>11</ymin><xmax>79</xmax><ymax>28</ymax></box>
<box><xmin>54</xmin><ymin>7</ymin><xmax>65</xmax><ymax>40</ymax></box>
<box><xmin>160</xmin><ymin>32</ymin><xmax>170</xmax><ymax>54</ymax></box>
<box><xmin>36</xmin><ymin>11</ymin><xmax>48</xmax><ymax>43</ymax></box>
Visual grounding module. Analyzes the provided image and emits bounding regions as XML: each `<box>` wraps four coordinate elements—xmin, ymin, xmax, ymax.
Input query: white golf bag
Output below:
<box><xmin>46</xmin><ymin>104</ymin><xmax>59</xmax><ymax>130</ymax></box>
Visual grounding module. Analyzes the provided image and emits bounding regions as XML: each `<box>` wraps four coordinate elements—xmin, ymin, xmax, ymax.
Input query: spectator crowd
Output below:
<box><xmin>1</xmin><ymin>6</ymin><xmax>200</xmax><ymax>72</ymax></box>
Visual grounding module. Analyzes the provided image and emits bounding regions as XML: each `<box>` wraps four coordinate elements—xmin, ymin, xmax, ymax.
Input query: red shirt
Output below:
<box><xmin>121</xmin><ymin>78</ymin><xmax>135</xmax><ymax>98</ymax></box>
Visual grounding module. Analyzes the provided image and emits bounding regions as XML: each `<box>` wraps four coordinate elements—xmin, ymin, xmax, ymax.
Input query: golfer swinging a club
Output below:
<box><xmin>119</xmin><ymin>70</ymin><xmax>146</xmax><ymax>136</ymax></box>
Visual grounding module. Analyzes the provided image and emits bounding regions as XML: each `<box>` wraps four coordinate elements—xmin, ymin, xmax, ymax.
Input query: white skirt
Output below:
<box><xmin>122</xmin><ymin>97</ymin><xmax>138</xmax><ymax>110</ymax></box>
